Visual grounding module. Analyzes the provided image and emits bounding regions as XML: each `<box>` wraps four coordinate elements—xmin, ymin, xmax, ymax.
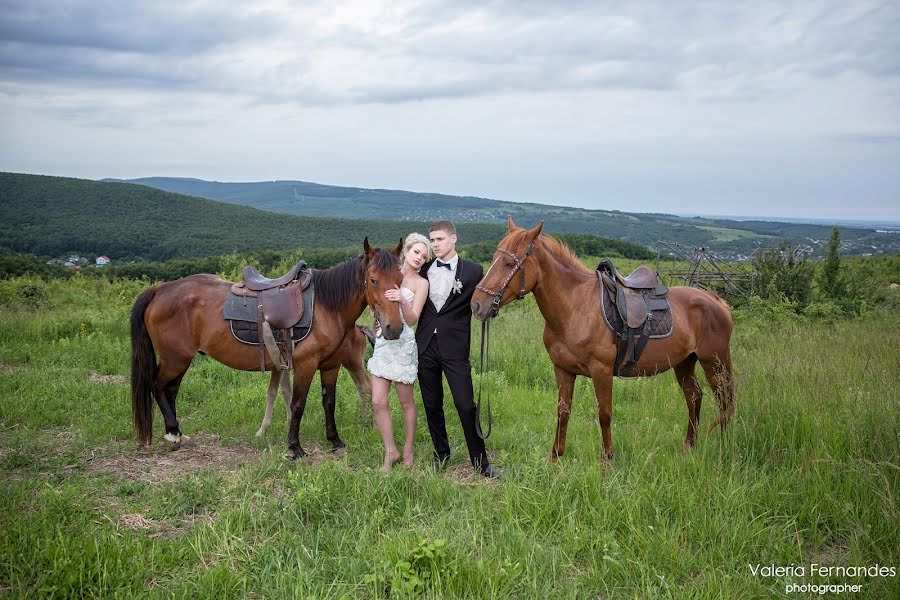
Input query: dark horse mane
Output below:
<box><xmin>312</xmin><ymin>249</ymin><xmax>398</xmax><ymax>311</ymax></box>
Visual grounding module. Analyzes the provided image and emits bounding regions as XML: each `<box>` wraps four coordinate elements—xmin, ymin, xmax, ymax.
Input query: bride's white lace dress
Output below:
<box><xmin>367</xmin><ymin>287</ymin><xmax>418</xmax><ymax>384</ymax></box>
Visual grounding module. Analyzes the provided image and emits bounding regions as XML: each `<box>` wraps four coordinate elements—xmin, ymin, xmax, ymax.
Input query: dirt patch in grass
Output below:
<box><xmin>107</xmin><ymin>511</ymin><xmax>217</xmax><ymax>539</ymax></box>
<box><xmin>87</xmin><ymin>433</ymin><xmax>258</xmax><ymax>483</ymax></box>
<box><xmin>809</xmin><ymin>539</ymin><xmax>849</xmax><ymax>566</ymax></box>
<box><xmin>87</xmin><ymin>371</ymin><xmax>127</xmax><ymax>385</ymax></box>
<box><xmin>0</xmin><ymin>361</ymin><xmax>23</xmax><ymax>373</ymax></box>
<box><xmin>443</xmin><ymin>462</ymin><xmax>500</xmax><ymax>487</ymax></box>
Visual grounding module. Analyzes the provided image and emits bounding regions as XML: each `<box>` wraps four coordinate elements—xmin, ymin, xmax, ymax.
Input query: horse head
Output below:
<box><xmin>471</xmin><ymin>216</ymin><xmax>543</xmax><ymax>321</ymax></box>
<box><xmin>363</xmin><ymin>237</ymin><xmax>404</xmax><ymax>339</ymax></box>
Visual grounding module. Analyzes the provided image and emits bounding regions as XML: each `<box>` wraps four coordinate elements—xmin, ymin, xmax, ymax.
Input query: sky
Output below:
<box><xmin>1</xmin><ymin>1</ymin><xmax>898</xmax><ymax>220</ymax></box>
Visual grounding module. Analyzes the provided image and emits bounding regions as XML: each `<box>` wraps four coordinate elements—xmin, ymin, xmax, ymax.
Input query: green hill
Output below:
<box><xmin>106</xmin><ymin>177</ymin><xmax>900</xmax><ymax>258</ymax></box>
<box><xmin>0</xmin><ymin>173</ymin><xmax>652</xmax><ymax>263</ymax></box>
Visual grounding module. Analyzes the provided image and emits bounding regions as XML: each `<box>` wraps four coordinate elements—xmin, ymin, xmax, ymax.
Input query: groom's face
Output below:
<box><xmin>429</xmin><ymin>229</ymin><xmax>457</xmax><ymax>260</ymax></box>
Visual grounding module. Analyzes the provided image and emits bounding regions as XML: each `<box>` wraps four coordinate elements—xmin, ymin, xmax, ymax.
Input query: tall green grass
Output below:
<box><xmin>1</xmin><ymin>276</ymin><xmax>898</xmax><ymax>598</ymax></box>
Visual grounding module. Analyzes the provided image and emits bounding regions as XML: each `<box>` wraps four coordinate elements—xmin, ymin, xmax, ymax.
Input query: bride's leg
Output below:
<box><xmin>371</xmin><ymin>375</ymin><xmax>400</xmax><ymax>470</ymax></box>
<box><xmin>396</xmin><ymin>381</ymin><xmax>417</xmax><ymax>467</ymax></box>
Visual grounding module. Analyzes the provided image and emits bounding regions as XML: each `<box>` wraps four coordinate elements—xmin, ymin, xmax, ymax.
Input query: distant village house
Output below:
<box><xmin>96</xmin><ymin>256</ymin><xmax>111</xmax><ymax>267</ymax></box>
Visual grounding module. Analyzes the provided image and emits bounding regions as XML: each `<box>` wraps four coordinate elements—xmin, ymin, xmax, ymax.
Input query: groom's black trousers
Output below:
<box><xmin>417</xmin><ymin>336</ymin><xmax>488</xmax><ymax>469</ymax></box>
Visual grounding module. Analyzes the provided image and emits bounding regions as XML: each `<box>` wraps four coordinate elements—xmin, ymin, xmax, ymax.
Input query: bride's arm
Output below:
<box><xmin>400</xmin><ymin>280</ymin><xmax>428</xmax><ymax>326</ymax></box>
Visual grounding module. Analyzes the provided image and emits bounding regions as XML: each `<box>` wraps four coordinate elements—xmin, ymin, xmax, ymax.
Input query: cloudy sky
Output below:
<box><xmin>1</xmin><ymin>1</ymin><xmax>898</xmax><ymax>220</ymax></box>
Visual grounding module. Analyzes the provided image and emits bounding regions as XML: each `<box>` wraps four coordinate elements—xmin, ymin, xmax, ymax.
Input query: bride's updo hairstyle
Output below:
<box><xmin>403</xmin><ymin>232</ymin><xmax>432</xmax><ymax>262</ymax></box>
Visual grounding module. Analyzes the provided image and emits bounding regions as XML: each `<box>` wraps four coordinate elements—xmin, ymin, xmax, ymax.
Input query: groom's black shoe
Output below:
<box><xmin>433</xmin><ymin>456</ymin><xmax>450</xmax><ymax>472</ymax></box>
<box><xmin>480</xmin><ymin>464</ymin><xmax>502</xmax><ymax>480</ymax></box>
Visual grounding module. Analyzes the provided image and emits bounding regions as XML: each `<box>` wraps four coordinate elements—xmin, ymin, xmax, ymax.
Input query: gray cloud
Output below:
<box><xmin>2</xmin><ymin>1</ymin><xmax>897</xmax><ymax>106</ymax></box>
<box><xmin>0</xmin><ymin>0</ymin><xmax>897</xmax><ymax>220</ymax></box>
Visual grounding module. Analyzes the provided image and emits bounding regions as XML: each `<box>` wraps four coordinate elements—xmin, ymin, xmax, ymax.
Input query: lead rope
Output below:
<box><xmin>475</xmin><ymin>317</ymin><xmax>492</xmax><ymax>440</ymax></box>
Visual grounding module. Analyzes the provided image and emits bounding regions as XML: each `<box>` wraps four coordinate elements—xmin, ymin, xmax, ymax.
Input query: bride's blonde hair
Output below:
<box><xmin>403</xmin><ymin>232</ymin><xmax>432</xmax><ymax>262</ymax></box>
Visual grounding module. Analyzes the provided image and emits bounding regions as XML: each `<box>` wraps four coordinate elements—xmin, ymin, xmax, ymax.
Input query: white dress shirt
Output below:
<box><xmin>427</xmin><ymin>253</ymin><xmax>458</xmax><ymax>313</ymax></box>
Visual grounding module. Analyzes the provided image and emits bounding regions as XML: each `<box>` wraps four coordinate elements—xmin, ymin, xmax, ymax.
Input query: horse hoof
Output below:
<box><xmin>163</xmin><ymin>433</ymin><xmax>193</xmax><ymax>449</ymax></box>
<box><xmin>289</xmin><ymin>448</ymin><xmax>307</xmax><ymax>460</ymax></box>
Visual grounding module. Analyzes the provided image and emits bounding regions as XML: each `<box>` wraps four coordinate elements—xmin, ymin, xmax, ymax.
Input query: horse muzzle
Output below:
<box><xmin>381</xmin><ymin>323</ymin><xmax>402</xmax><ymax>340</ymax></box>
<box><xmin>471</xmin><ymin>299</ymin><xmax>499</xmax><ymax>322</ymax></box>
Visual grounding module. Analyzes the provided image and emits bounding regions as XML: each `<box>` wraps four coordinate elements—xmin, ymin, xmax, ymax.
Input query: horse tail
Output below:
<box><xmin>131</xmin><ymin>287</ymin><xmax>159</xmax><ymax>446</ymax></box>
<box><xmin>707</xmin><ymin>361</ymin><xmax>737</xmax><ymax>435</ymax></box>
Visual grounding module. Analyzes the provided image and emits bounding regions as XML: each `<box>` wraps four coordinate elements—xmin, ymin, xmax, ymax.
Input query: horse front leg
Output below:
<box><xmin>320</xmin><ymin>367</ymin><xmax>345</xmax><ymax>451</ymax></box>
<box><xmin>589</xmin><ymin>366</ymin><xmax>615</xmax><ymax>463</ymax></box>
<box><xmin>550</xmin><ymin>365</ymin><xmax>576</xmax><ymax>463</ymax></box>
<box><xmin>287</xmin><ymin>364</ymin><xmax>315</xmax><ymax>459</ymax></box>
<box><xmin>255</xmin><ymin>369</ymin><xmax>283</xmax><ymax>438</ymax></box>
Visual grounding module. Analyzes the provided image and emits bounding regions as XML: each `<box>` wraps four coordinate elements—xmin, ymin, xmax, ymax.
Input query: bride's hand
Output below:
<box><xmin>384</xmin><ymin>285</ymin><xmax>402</xmax><ymax>302</ymax></box>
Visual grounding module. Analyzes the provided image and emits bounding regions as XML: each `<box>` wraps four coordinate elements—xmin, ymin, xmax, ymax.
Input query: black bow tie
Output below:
<box><xmin>436</xmin><ymin>260</ymin><xmax>452</xmax><ymax>269</ymax></box>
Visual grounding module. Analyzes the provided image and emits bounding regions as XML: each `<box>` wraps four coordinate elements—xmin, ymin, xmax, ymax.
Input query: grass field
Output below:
<box><xmin>1</xmin><ymin>274</ymin><xmax>898</xmax><ymax>598</ymax></box>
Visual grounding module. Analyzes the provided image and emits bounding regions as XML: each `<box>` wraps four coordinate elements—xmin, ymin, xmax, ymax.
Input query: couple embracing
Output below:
<box><xmin>367</xmin><ymin>220</ymin><xmax>501</xmax><ymax>479</ymax></box>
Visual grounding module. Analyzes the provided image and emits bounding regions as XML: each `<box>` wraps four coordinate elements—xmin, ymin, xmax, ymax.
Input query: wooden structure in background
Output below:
<box><xmin>655</xmin><ymin>241</ymin><xmax>753</xmax><ymax>300</ymax></box>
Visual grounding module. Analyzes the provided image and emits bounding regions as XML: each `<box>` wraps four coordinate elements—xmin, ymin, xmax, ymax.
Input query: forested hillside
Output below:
<box><xmin>109</xmin><ymin>177</ymin><xmax>900</xmax><ymax>258</ymax></box>
<box><xmin>0</xmin><ymin>173</ymin><xmax>501</xmax><ymax>261</ymax></box>
<box><xmin>0</xmin><ymin>173</ymin><xmax>652</xmax><ymax>263</ymax></box>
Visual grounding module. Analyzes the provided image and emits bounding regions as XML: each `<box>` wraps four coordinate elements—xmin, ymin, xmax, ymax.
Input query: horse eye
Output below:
<box><xmin>505</xmin><ymin>261</ymin><xmax>514</xmax><ymax>268</ymax></box>
<box><xmin>370</xmin><ymin>278</ymin><xmax>378</xmax><ymax>286</ymax></box>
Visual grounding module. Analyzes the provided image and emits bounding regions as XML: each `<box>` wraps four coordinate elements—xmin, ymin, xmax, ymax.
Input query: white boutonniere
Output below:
<box><xmin>451</xmin><ymin>278</ymin><xmax>463</xmax><ymax>295</ymax></box>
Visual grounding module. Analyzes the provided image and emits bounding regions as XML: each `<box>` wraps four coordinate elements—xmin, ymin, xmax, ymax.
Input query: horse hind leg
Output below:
<box><xmin>255</xmin><ymin>370</ymin><xmax>283</xmax><ymax>437</ymax></box>
<box><xmin>344</xmin><ymin>347</ymin><xmax>372</xmax><ymax>427</ymax></box>
<box><xmin>699</xmin><ymin>350</ymin><xmax>736</xmax><ymax>436</ymax></box>
<box><xmin>674</xmin><ymin>354</ymin><xmax>702</xmax><ymax>450</ymax></box>
<box><xmin>156</xmin><ymin>357</ymin><xmax>192</xmax><ymax>445</ymax></box>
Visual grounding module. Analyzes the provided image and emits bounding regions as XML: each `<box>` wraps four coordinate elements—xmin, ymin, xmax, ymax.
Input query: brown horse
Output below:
<box><xmin>471</xmin><ymin>218</ymin><xmax>736</xmax><ymax>463</ymax></box>
<box><xmin>254</xmin><ymin>325</ymin><xmax>374</xmax><ymax>438</ymax></box>
<box><xmin>131</xmin><ymin>240</ymin><xmax>403</xmax><ymax>459</ymax></box>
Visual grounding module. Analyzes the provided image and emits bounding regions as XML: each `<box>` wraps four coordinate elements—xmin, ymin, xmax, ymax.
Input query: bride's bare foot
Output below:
<box><xmin>402</xmin><ymin>447</ymin><xmax>414</xmax><ymax>468</ymax></box>
<box><xmin>381</xmin><ymin>450</ymin><xmax>401</xmax><ymax>471</ymax></box>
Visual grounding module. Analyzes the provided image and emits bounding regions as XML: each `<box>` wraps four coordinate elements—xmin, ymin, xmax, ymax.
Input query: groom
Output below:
<box><xmin>416</xmin><ymin>220</ymin><xmax>502</xmax><ymax>479</ymax></box>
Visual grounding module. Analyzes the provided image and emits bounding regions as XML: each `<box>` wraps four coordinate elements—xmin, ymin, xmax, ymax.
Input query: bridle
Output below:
<box><xmin>473</xmin><ymin>241</ymin><xmax>534</xmax><ymax>440</ymax></box>
<box><xmin>475</xmin><ymin>242</ymin><xmax>534</xmax><ymax>317</ymax></box>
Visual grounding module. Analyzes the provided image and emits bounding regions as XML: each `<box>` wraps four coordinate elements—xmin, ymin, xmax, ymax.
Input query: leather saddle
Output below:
<box><xmin>596</xmin><ymin>259</ymin><xmax>669</xmax><ymax>377</ymax></box>
<box><xmin>230</xmin><ymin>261</ymin><xmax>312</xmax><ymax>372</ymax></box>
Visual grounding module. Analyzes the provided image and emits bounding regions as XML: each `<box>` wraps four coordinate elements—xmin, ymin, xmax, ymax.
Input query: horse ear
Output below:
<box><xmin>363</xmin><ymin>237</ymin><xmax>376</xmax><ymax>259</ymax></box>
<box><xmin>524</xmin><ymin>221</ymin><xmax>544</xmax><ymax>243</ymax></box>
<box><xmin>393</xmin><ymin>238</ymin><xmax>403</xmax><ymax>257</ymax></box>
<box><xmin>507</xmin><ymin>215</ymin><xmax>518</xmax><ymax>232</ymax></box>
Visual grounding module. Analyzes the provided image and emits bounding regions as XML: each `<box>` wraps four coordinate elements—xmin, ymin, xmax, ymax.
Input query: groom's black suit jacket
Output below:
<box><xmin>416</xmin><ymin>258</ymin><xmax>484</xmax><ymax>360</ymax></box>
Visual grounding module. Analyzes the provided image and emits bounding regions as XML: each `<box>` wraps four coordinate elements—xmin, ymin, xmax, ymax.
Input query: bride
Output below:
<box><xmin>367</xmin><ymin>232</ymin><xmax>430</xmax><ymax>470</ymax></box>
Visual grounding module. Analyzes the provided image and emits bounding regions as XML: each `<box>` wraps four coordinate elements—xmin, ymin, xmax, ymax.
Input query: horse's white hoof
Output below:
<box><xmin>164</xmin><ymin>433</ymin><xmax>194</xmax><ymax>447</ymax></box>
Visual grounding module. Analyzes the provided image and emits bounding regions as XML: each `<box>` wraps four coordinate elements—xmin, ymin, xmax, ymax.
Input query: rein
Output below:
<box><xmin>474</xmin><ymin>242</ymin><xmax>534</xmax><ymax>440</ymax></box>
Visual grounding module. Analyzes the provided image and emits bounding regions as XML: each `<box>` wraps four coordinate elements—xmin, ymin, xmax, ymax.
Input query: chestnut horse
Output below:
<box><xmin>254</xmin><ymin>325</ymin><xmax>375</xmax><ymax>438</ymax></box>
<box><xmin>471</xmin><ymin>218</ymin><xmax>736</xmax><ymax>463</ymax></box>
<box><xmin>131</xmin><ymin>240</ymin><xmax>403</xmax><ymax>459</ymax></box>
